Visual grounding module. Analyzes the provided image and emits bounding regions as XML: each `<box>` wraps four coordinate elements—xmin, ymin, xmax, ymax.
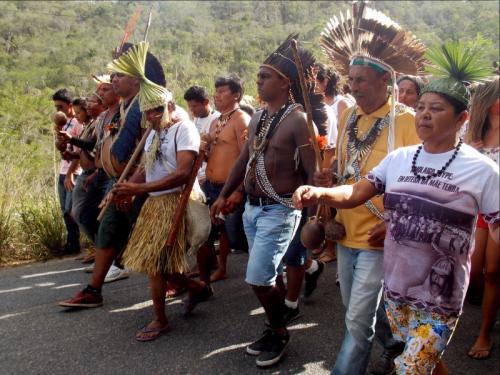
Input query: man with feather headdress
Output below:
<box><xmin>317</xmin><ymin>2</ymin><xmax>425</xmax><ymax>374</ymax></box>
<box><xmin>211</xmin><ymin>34</ymin><xmax>327</xmax><ymax>367</ymax></box>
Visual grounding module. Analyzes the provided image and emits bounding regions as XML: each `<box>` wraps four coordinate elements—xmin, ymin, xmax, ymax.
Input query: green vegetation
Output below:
<box><xmin>0</xmin><ymin>0</ymin><xmax>498</xmax><ymax>264</ymax></box>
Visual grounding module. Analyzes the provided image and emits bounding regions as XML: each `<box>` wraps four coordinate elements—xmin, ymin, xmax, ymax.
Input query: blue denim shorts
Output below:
<box><xmin>283</xmin><ymin>209</ymin><xmax>308</xmax><ymax>266</ymax></box>
<box><xmin>243</xmin><ymin>202</ymin><xmax>301</xmax><ymax>286</ymax></box>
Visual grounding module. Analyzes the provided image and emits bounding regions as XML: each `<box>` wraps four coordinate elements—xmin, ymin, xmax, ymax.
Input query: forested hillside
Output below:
<box><xmin>0</xmin><ymin>0</ymin><xmax>498</xmax><ymax>262</ymax></box>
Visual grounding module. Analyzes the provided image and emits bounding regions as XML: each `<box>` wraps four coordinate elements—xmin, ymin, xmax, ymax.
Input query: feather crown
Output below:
<box><xmin>422</xmin><ymin>41</ymin><xmax>493</xmax><ymax>106</ymax></box>
<box><xmin>261</xmin><ymin>34</ymin><xmax>328</xmax><ymax>133</ymax></box>
<box><xmin>107</xmin><ymin>41</ymin><xmax>171</xmax><ymax>112</ymax></box>
<box><xmin>320</xmin><ymin>1</ymin><xmax>426</xmax><ymax>76</ymax></box>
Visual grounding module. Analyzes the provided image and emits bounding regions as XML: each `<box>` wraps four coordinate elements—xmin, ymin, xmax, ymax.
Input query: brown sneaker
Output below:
<box><xmin>58</xmin><ymin>287</ymin><xmax>103</xmax><ymax>308</ymax></box>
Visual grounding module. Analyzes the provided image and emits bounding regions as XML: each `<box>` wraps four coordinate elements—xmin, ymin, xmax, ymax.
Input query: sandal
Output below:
<box><xmin>135</xmin><ymin>322</ymin><xmax>170</xmax><ymax>342</ymax></box>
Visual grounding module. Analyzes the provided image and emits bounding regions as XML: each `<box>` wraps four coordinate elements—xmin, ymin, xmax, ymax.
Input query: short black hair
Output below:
<box><xmin>72</xmin><ymin>98</ymin><xmax>87</xmax><ymax>110</ymax></box>
<box><xmin>316</xmin><ymin>64</ymin><xmax>340</xmax><ymax>97</ymax></box>
<box><xmin>184</xmin><ymin>85</ymin><xmax>210</xmax><ymax>103</ymax></box>
<box><xmin>215</xmin><ymin>73</ymin><xmax>244</xmax><ymax>102</ymax></box>
<box><xmin>52</xmin><ymin>88</ymin><xmax>73</xmax><ymax>104</ymax></box>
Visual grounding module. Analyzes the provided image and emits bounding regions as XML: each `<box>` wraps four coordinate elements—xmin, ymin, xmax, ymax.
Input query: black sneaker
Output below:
<box><xmin>246</xmin><ymin>329</ymin><xmax>275</xmax><ymax>356</ymax></box>
<box><xmin>304</xmin><ymin>261</ymin><xmax>324</xmax><ymax>298</ymax></box>
<box><xmin>182</xmin><ymin>285</ymin><xmax>213</xmax><ymax>317</ymax></box>
<box><xmin>369</xmin><ymin>341</ymin><xmax>405</xmax><ymax>375</ymax></box>
<box><xmin>255</xmin><ymin>331</ymin><xmax>290</xmax><ymax>367</ymax></box>
<box><xmin>283</xmin><ymin>305</ymin><xmax>301</xmax><ymax>326</ymax></box>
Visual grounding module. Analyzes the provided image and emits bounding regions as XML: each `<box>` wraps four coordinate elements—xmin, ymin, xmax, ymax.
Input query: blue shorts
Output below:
<box><xmin>243</xmin><ymin>202</ymin><xmax>301</xmax><ymax>286</ymax></box>
<box><xmin>283</xmin><ymin>209</ymin><xmax>308</xmax><ymax>267</ymax></box>
<box><xmin>203</xmin><ymin>180</ymin><xmax>248</xmax><ymax>251</ymax></box>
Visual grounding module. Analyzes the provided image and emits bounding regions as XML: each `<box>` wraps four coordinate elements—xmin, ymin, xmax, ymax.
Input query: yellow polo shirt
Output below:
<box><xmin>335</xmin><ymin>99</ymin><xmax>420</xmax><ymax>250</ymax></box>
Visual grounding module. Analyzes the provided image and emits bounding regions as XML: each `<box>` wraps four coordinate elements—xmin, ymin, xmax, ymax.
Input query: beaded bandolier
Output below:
<box><xmin>245</xmin><ymin>104</ymin><xmax>301</xmax><ymax>208</ymax></box>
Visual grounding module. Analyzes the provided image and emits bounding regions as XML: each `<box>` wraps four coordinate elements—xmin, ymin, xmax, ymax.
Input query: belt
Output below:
<box><xmin>247</xmin><ymin>194</ymin><xmax>292</xmax><ymax>206</ymax></box>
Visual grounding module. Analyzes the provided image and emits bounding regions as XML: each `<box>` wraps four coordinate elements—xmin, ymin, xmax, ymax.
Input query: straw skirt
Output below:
<box><xmin>122</xmin><ymin>193</ymin><xmax>187</xmax><ymax>275</ymax></box>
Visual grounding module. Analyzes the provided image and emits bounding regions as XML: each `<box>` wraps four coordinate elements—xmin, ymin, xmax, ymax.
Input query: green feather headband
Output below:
<box><xmin>422</xmin><ymin>41</ymin><xmax>492</xmax><ymax>106</ymax></box>
<box><xmin>107</xmin><ymin>41</ymin><xmax>172</xmax><ymax>112</ymax></box>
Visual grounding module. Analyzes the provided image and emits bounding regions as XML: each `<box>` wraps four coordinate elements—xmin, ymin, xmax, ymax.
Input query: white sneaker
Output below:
<box><xmin>83</xmin><ymin>264</ymin><xmax>95</xmax><ymax>273</ymax></box>
<box><xmin>104</xmin><ymin>265</ymin><xmax>130</xmax><ymax>283</ymax></box>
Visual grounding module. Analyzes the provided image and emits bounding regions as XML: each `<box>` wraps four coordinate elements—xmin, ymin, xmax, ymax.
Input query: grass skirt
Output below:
<box><xmin>122</xmin><ymin>193</ymin><xmax>187</xmax><ymax>275</ymax></box>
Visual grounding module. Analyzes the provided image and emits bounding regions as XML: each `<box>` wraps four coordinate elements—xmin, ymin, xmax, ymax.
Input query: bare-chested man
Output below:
<box><xmin>210</xmin><ymin>36</ymin><xmax>322</xmax><ymax>367</ymax></box>
<box><xmin>199</xmin><ymin>74</ymin><xmax>250</xmax><ymax>284</ymax></box>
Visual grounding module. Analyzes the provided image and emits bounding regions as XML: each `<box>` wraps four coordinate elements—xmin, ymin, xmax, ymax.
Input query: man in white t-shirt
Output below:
<box><xmin>52</xmin><ymin>88</ymin><xmax>82</xmax><ymax>254</ymax></box>
<box><xmin>184</xmin><ymin>85</ymin><xmax>220</xmax><ymax>185</ymax></box>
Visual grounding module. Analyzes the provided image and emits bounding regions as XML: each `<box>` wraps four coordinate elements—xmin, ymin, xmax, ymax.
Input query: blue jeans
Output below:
<box><xmin>57</xmin><ymin>174</ymin><xmax>80</xmax><ymax>249</ymax></box>
<box><xmin>243</xmin><ymin>202</ymin><xmax>301</xmax><ymax>286</ymax></box>
<box><xmin>71</xmin><ymin>169</ymin><xmax>109</xmax><ymax>244</ymax></box>
<box><xmin>332</xmin><ymin>244</ymin><xmax>399</xmax><ymax>375</ymax></box>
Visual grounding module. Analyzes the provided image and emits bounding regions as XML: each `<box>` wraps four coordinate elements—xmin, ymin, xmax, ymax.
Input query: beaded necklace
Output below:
<box><xmin>338</xmin><ymin>105</ymin><xmax>403</xmax><ymax>220</ymax></box>
<box><xmin>212</xmin><ymin>108</ymin><xmax>239</xmax><ymax>147</ymax></box>
<box><xmin>411</xmin><ymin>139</ymin><xmax>463</xmax><ymax>181</ymax></box>
<box><xmin>244</xmin><ymin>103</ymin><xmax>300</xmax><ymax>208</ymax></box>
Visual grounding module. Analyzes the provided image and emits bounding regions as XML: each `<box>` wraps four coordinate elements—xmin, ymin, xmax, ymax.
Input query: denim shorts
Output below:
<box><xmin>243</xmin><ymin>202</ymin><xmax>301</xmax><ymax>286</ymax></box>
<box><xmin>283</xmin><ymin>209</ymin><xmax>308</xmax><ymax>267</ymax></box>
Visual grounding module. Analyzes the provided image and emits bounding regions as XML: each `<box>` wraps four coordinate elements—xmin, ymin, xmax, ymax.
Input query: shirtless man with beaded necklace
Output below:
<box><xmin>198</xmin><ymin>74</ymin><xmax>250</xmax><ymax>285</ymax></box>
<box><xmin>210</xmin><ymin>36</ymin><xmax>320</xmax><ymax>367</ymax></box>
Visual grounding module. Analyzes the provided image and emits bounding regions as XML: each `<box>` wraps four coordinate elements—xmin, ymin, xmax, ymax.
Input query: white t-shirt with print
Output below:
<box><xmin>367</xmin><ymin>143</ymin><xmax>499</xmax><ymax>316</ymax></box>
<box><xmin>144</xmin><ymin>120</ymin><xmax>201</xmax><ymax>197</ymax></box>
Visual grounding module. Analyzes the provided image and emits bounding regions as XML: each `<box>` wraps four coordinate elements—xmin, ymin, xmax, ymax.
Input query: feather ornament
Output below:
<box><xmin>320</xmin><ymin>1</ymin><xmax>427</xmax><ymax>76</ymax></box>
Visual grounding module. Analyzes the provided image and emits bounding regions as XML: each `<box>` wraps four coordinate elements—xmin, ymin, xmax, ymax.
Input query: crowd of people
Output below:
<box><xmin>48</xmin><ymin>3</ymin><xmax>499</xmax><ymax>374</ymax></box>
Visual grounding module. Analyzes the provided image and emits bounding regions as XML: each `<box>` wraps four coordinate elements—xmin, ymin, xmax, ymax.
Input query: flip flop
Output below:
<box><xmin>135</xmin><ymin>324</ymin><xmax>170</xmax><ymax>342</ymax></box>
<box><xmin>467</xmin><ymin>342</ymin><xmax>493</xmax><ymax>360</ymax></box>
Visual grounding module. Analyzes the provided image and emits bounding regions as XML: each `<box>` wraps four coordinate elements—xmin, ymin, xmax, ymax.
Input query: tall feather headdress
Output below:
<box><xmin>422</xmin><ymin>41</ymin><xmax>493</xmax><ymax>106</ymax></box>
<box><xmin>107</xmin><ymin>41</ymin><xmax>172</xmax><ymax>113</ymax></box>
<box><xmin>319</xmin><ymin>1</ymin><xmax>427</xmax><ymax>77</ymax></box>
<box><xmin>261</xmin><ymin>34</ymin><xmax>328</xmax><ymax>134</ymax></box>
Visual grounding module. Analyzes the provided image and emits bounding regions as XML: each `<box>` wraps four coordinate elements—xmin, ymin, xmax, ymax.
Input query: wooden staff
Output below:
<box><xmin>164</xmin><ymin>140</ymin><xmax>208</xmax><ymax>248</ymax></box>
<box><xmin>97</xmin><ymin>125</ymin><xmax>153</xmax><ymax>221</ymax></box>
<box><xmin>291</xmin><ymin>39</ymin><xmax>322</xmax><ymax>172</ymax></box>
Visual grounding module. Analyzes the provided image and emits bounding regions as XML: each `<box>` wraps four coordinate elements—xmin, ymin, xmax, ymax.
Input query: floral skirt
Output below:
<box><xmin>385</xmin><ymin>298</ymin><xmax>459</xmax><ymax>374</ymax></box>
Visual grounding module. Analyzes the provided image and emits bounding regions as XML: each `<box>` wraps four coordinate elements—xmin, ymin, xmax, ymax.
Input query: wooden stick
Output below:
<box><xmin>290</xmin><ymin>39</ymin><xmax>322</xmax><ymax>172</ymax></box>
<box><xmin>165</xmin><ymin>141</ymin><xmax>208</xmax><ymax>248</ymax></box>
<box><xmin>97</xmin><ymin>125</ymin><xmax>153</xmax><ymax>222</ymax></box>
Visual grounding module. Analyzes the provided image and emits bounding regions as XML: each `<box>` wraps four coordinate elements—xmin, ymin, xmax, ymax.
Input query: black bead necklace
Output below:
<box><xmin>411</xmin><ymin>139</ymin><xmax>463</xmax><ymax>181</ymax></box>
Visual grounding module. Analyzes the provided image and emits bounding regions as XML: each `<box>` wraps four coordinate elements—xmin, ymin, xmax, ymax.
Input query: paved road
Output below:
<box><xmin>1</xmin><ymin>254</ymin><xmax>498</xmax><ymax>374</ymax></box>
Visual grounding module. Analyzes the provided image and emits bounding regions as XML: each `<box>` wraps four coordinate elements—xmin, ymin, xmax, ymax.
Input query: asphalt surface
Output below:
<box><xmin>1</xmin><ymin>253</ymin><xmax>498</xmax><ymax>374</ymax></box>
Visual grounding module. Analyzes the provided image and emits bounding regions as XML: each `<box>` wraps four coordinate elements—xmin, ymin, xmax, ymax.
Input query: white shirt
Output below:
<box><xmin>144</xmin><ymin>120</ymin><xmax>202</xmax><ymax>196</ymax></box>
<box><xmin>194</xmin><ymin>110</ymin><xmax>220</xmax><ymax>135</ymax></box>
<box><xmin>194</xmin><ymin>110</ymin><xmax>220</xmax><ymax>182</ymax></box>
<box><xmin>173</xmin><ymin>105</ymin><xmax>190</xmax><ymax>122</ymax></box>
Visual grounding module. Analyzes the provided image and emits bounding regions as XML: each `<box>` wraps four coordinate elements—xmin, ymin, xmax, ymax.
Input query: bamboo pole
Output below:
<box><xmin>164</xmin><ymin>140</ymin><xmax>207</xmax><ymax>248</ymax></box>
<box><xmin>97</xmin><ymin>125</ymin><xmax>153</xmax><ymax>221</ymax></box>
